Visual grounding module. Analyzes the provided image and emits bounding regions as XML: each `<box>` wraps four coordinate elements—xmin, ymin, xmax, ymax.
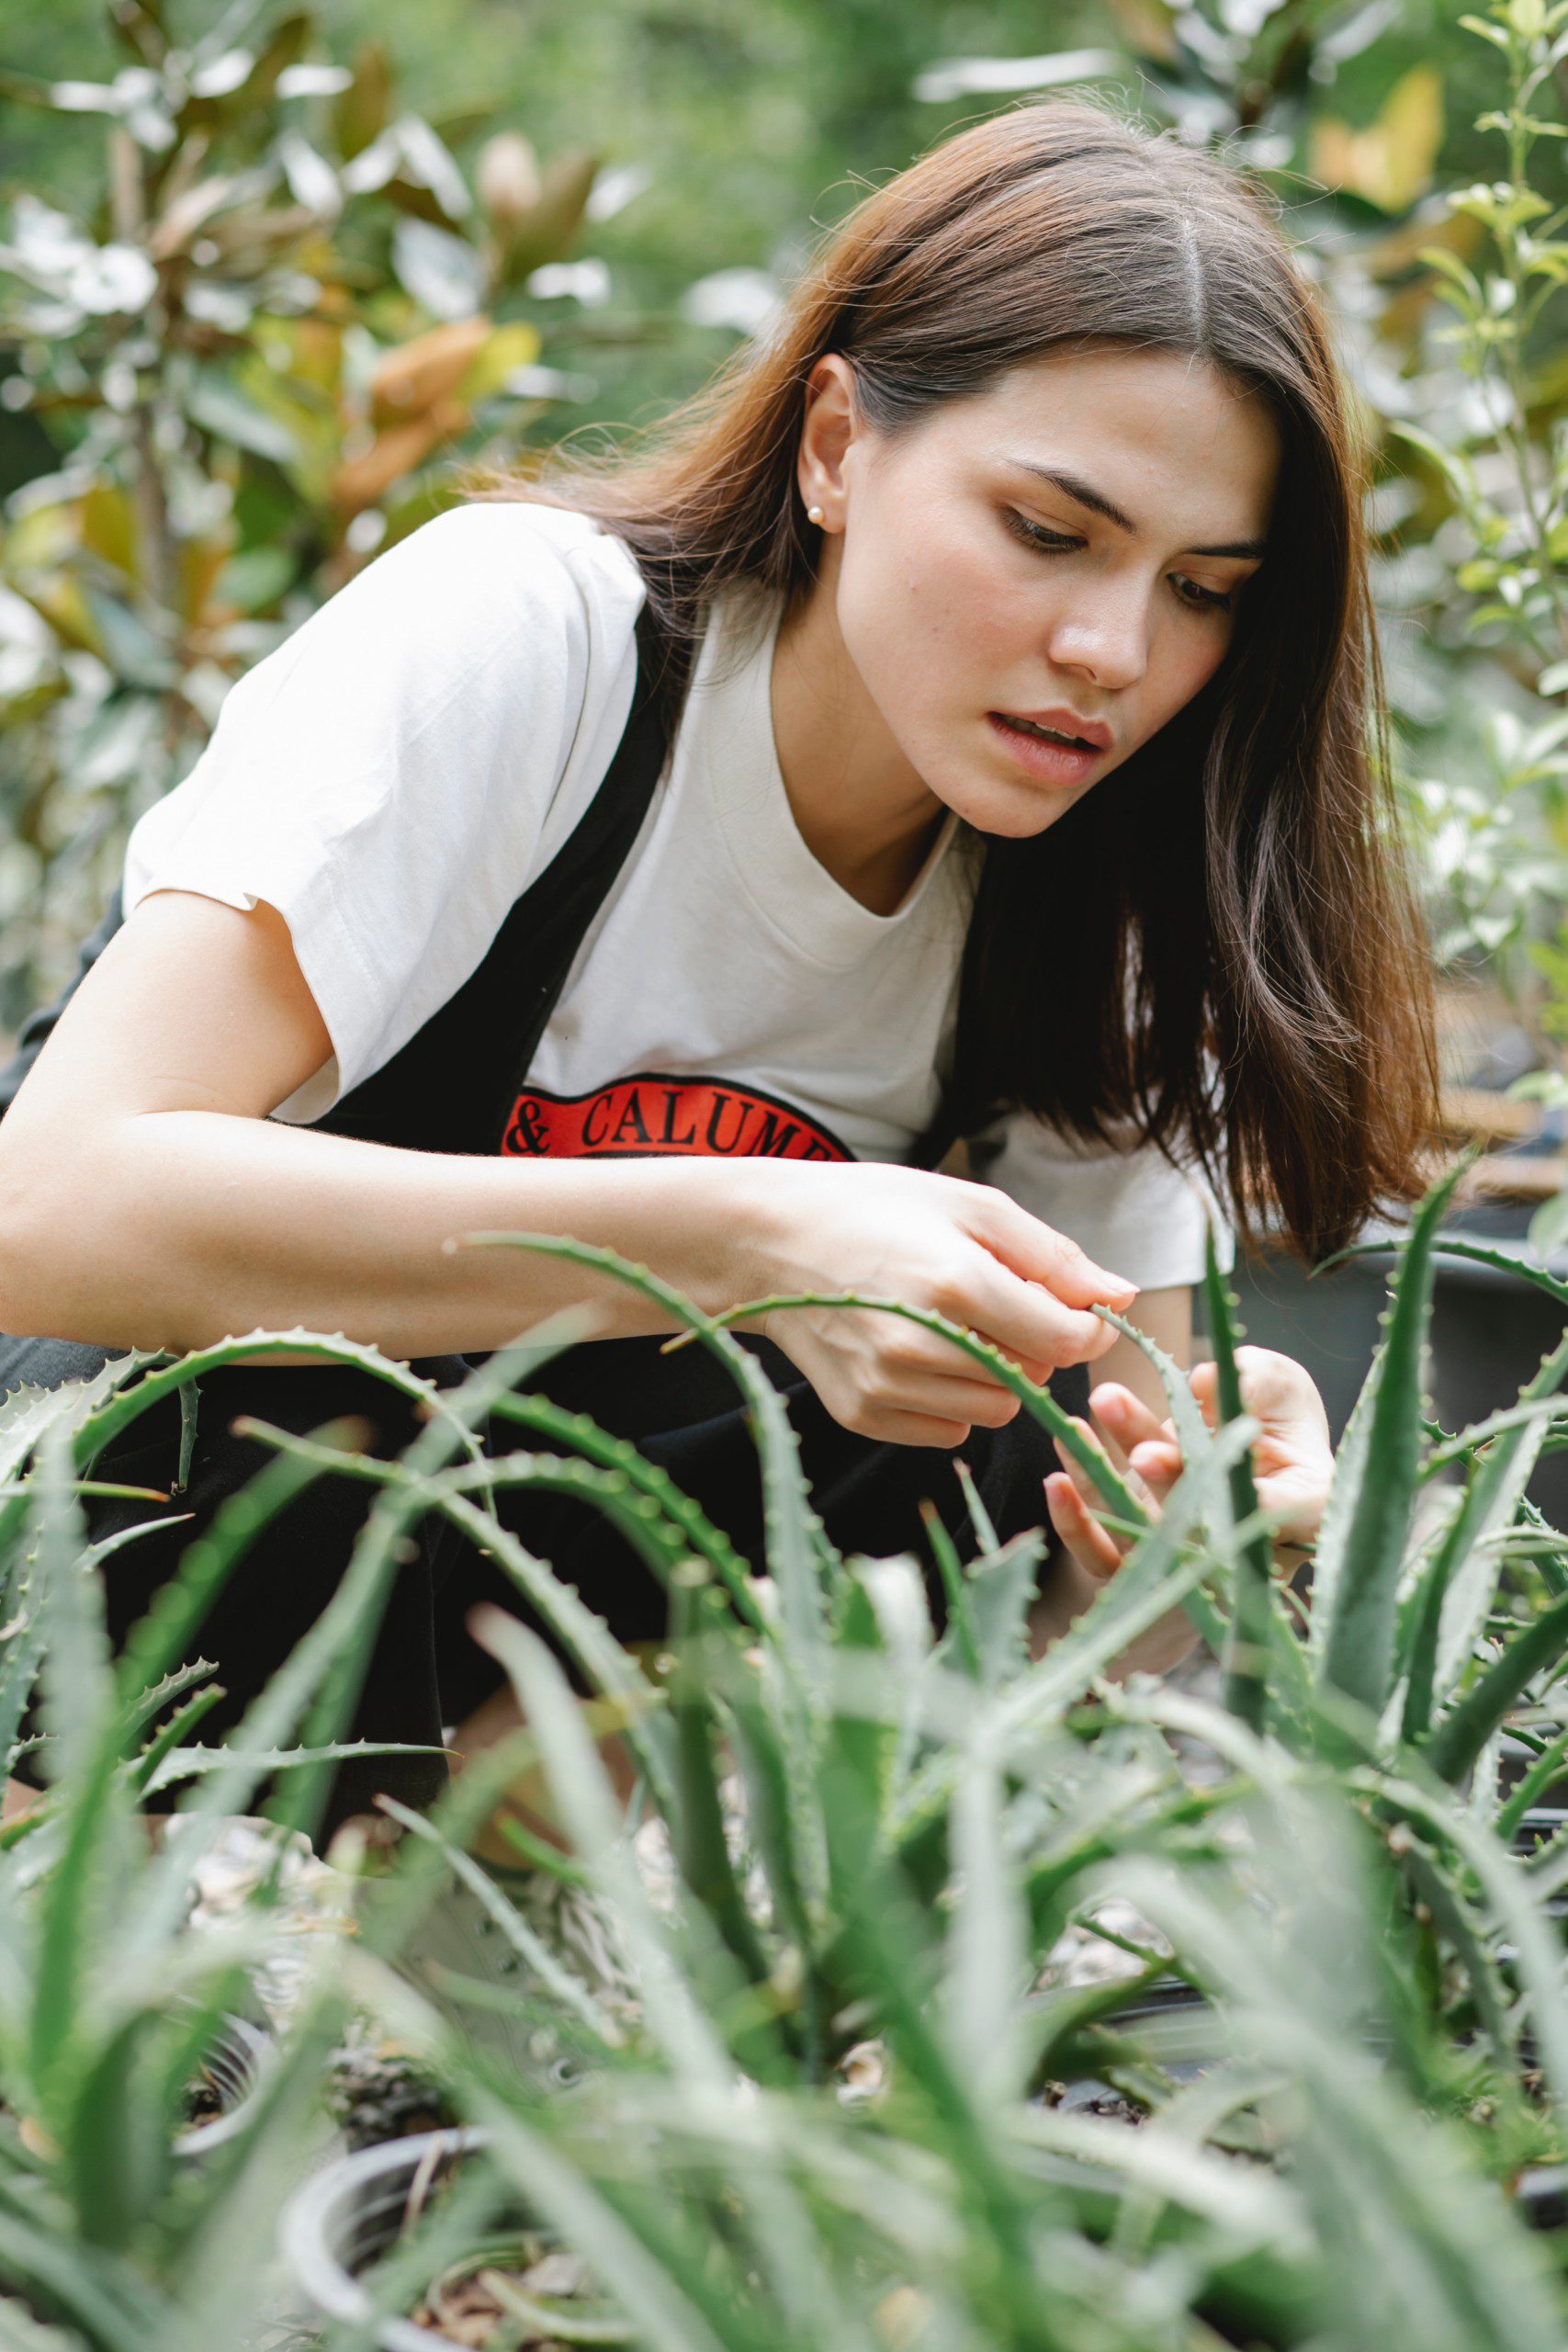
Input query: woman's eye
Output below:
<box><xmin>1005</xmin><ymin>510</ymin><xmax>1237</xmax><ymax>615</ymax></box>
<box><xmin>1171</xmin><ymin>575</ymin><xmax>1235</xmax><ymax>615</ymax></box>
<box><xmin>1003</xmin><ymin>510</ymin><xmax>1081</xmax><ymax>555</ymax></box>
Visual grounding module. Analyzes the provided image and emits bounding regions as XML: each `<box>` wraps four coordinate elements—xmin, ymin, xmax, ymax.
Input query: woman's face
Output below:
<box><xmin>799</xmin><ymin>344</ymin><xmax>1281</xmax><ymax>838</ymax></box>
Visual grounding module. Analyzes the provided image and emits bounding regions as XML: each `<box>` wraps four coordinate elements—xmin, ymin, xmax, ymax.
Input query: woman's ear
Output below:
<box><xmin>796</xmin><ymin>353</ymin><xmax>859</xmax><ymax>526</ymax></box>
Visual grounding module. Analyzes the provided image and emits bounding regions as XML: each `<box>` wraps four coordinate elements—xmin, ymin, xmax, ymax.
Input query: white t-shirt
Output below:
<box><xmin>122</xmin><ymin>499</ymin><xmax>1234</xmax><ymax>1289</ymax></box>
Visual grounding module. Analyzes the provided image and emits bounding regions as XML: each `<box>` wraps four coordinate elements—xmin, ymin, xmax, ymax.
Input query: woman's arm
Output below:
<box><xmin>0</xmin><ymin>890</ymin><xmax>773</xmax><ymax>1359</ymax></box>
<box><xmin>0</xmin><ymin>890</ymin><xmax>1137</xmax><ymax>1425</ymax></box>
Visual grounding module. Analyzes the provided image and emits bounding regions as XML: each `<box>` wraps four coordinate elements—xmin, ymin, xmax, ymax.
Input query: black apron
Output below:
<box><xmin>0</xmin><ymin>576</ymin><xmax>1089</xmax><ymax>1836</ymax></box>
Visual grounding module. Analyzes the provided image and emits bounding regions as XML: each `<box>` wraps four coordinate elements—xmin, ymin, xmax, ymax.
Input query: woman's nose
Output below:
<box><xmin>1044</xmin><ymin>585</ymin><xmax>1151</xmax><ymax>692</ymax></box>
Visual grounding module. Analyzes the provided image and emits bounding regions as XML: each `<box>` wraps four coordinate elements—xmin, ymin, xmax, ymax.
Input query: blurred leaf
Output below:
<box><xmin>1312</xmin><ymin>67</ymin><xmax>1446</xmax><ymax>213</ymax></box>
<box><xmin>456</xmin><ymin>320</ymin><xmax>542</xmax><ymax>405</ymax></box>
<box><xmin>330</xmin><ymin>402</ymin><xmax>468</xmax><ymax>516</ymax></box>
<box><xmin>184</xmin><ymin>370</ymin><xmax>300</xmax><ymax>465</ymax></box>
<box><xmin>496</xmin><ymin>150</ymin><xmax>601</xmax><ymax>283</ymax></box>
<box><xmin>391</xmin><ymin>217</ymin><xmax>486</xmax><ymax>321</ymax></box>
<box><xmin>1099</xmin><ymin>0</ymin><xmax>1179</xmax><ymax>62</ymax></box>
<box><xmin>387</xmin><ymin>115</ymin><xmax>473</xmax><ymax>224</ymax></box>
<box><xmin>186</xmin><ymin>13</ymin><xmax>310</xmax><ymax>132</ymax></box>
<box><xmin>79</xmin><ymin>586</ymin><xmax>177</xmax><ymax>688</ymax></box>
<box><xmin>77</xmin><ymin>485</ymin><xmax>139</xmax><ymax>584</ymax></box>
<box><xmin>276</xmin><ymin>129</ymin><xmax>342</xmax><ymax>224</ymax></box>
<box><xmin>370</xmin><ymin>315</ymin><xmax>491</xmax><ymax>426</ymax></box>
<box><xmin>211</xmin><ymin>543</ymin><xmax>294</xmax><ymax>614</ymax></box>
<box><xmin>478</xmin><ymin>130</ymin><xmax>543</xmax><ymax>232</ymax></box>
<box><xmin>331</xmin><ymin>40</ymin><xmax>392</xmax><ymax>163</ymax></box>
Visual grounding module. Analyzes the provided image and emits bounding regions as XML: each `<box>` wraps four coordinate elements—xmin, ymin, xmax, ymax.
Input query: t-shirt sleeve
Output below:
<box><xmin>121</xmin><ymin>501</ymin><xmax>641</xmax><ymax>1123</ymax></box>
<box><xmin>964</xmin><ymin>1106</ymin><xmax>1235</xmax><ymax>1292</ymax></box>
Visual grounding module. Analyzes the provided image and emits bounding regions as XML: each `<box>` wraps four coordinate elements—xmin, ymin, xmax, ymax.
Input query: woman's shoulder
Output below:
<box><xmin>367</xmin><ymin>495</ymin><xmax>646</xmax><ymax>634</ymax></box>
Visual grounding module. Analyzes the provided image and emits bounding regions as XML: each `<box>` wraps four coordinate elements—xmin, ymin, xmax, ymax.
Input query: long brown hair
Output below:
<box><xmin>461</xmin><ymin>95</ymin><xmax>1438</xmax><ymax>1263</ymax></box>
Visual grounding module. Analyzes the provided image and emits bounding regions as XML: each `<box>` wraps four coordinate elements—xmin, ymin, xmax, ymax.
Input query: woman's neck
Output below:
<box><xmin>770</xmin><ymin>565</ymin><xmax>950</xmax><ymax>918</ymax></box>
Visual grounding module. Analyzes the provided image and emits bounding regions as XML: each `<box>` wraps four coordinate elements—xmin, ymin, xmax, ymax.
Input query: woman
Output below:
<box><xmin>0</xmin><ymin>97</ymin><xmax>1423</xmax><ymax>1838</ymax></box>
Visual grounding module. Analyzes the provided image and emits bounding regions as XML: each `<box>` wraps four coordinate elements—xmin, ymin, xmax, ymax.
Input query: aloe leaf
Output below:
<box><xmin>1497</xmin><ymin>1719</ymin><xmax>1568</xmax><ymax>1838</ymax></box>
<box><xmin>141</xmin><ymin>1736</ymin><xmax>446</xmax><ymax>1795</ymax></box>
<box><xmin>1201</xmin><ymin>1223</ymin><xmax>1273</xmax><ymax>1734</ymax></box>
<box><xmin>486</xmin><ymin>1388</ymin><xmax>760</xmax><ymax>1625</ymax></box>
<box><xmin>1318</xmin><ymin>1229</ymin><xmax>1568</xmax><ymax>1307</ymax></box>
<box><xmin>1398</xmin><ymin>1838</ymin><xmax>1514</xmax><ymax>2071</ymax></box>
<box><xmin>993</xmin><ymin>1419</ymin><xmax>1260</xmax><ymax>1750</ymax></box>
<box><xmin>27</xmin><ymin>1418</ymin><xmax>132</xmax><ymax>2113</ymax></box>
<box><xmin>1094</xmin><ymin>1303</ymin><xmax>1213</xmax><ymax>1461</ymax></box>
<box><xmin>174</xmin><ymin>1374</ymin><xmax>199</xmax><ymax>1497</ymax></box>
<box><xmin>1380</xmin><ymin>1770</ymin><xmax>1568</xmax><ymax>2151</ymax></box>
<box><xmin>952</xmin><ymin>1456</ymin><xmax>1000</xmax><ymax>1556</ymax></box>
<box><xmin>1404</xmin><ymin>1328</ymin><xmax>1568</xmax><ymax>1747</ymax></box>
<box><xmin>710</xmin><ymin>1287</ymin><xmax>1148</xmax><ymax>1526</ymax></box>
<box><xmin>919</xmin><ymin>1499</ymin><xmax>983</xmax><ymax>1678</ymax></box>
<box><xmin>457</xmin><ymin>1233</ymin><xmax>840</xmax><ymax>1674</ymax></box>
<box><xmin>1115</xmin><ymin>1792</ymin><xmax>1562</xmax><ymax>2352</ymax></box>
<box><xmin>665</xmin><ymin>1576</ymin><xmax>776</xmax><ymax>2034</ymax></box>
<box><xmin>942</xmin><ymin>1745</ymin><xmax>1028</xmax><ymax>2106</ymax></box>
<box><xmin>1316</xmin><ymin>1160</ymin><xmax>1469</xmax><ymax>1716</ymax></box>
<box><xmin>471</xmin><ymin>1607</ymin><xmax>732</xmax><ymax>2088</ymax></box>
<box><xmin>961</xmin><ymin>1527</ymin><xmax>1047</xmax><ymax>1690</ymax></box>
<box><xmin>130</xmin><ymin>1682</ymin><xmax>225</xmax><ymax>1792</ymax></box>
<box><xmin>375</xmin><ymin>1793</ymin><xmax>627</xmax><ymax>2047</ymax></box>
<box><xmin>117</xmin><ymin>1657</ymin><xmax>219</xmax><ymax>1751</ymax></box>
<box><xmin>1423</xmin><ymin>1395</ymin><xmax>1568</xmax><ymax>1475</ymax></box>
<box><xmin>1425</xmin><ymin>1585</ymin><xmax>1568</xmax><ymax>1785</ymax></box>
<box><xmin>476</xmin><ymin>2106</ymin><xmax>739</xmax><ymax>2352</ymax></box>
<box><xmin>851</xmin><ymin>1554</ymin><xmax>936</xmax><ymax>1805</ymax></box>
<box><xmin>716</xmin><ymin>1672</ymin><xmax>824</xmax><ymax>2081</ymax></box>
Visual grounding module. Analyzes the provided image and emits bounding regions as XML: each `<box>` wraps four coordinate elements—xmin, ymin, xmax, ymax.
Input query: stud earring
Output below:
<box><xmin>807</xmin><ymin>504</ymin><xmax>826</xmax><ymax>526</ymax></box>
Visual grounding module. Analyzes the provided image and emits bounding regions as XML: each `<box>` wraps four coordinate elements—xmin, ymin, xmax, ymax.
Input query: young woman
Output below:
<box><xmin>0</xmin><ymin>97</ymin><xmax>1426</xmax><ymax>1838</ymax></box>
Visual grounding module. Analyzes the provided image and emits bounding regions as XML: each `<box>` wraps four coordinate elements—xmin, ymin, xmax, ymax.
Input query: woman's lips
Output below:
<box><xmin>986</xmin><ymin>710</ymin><xmax>1104</xmax><ymax>786</ymax></box>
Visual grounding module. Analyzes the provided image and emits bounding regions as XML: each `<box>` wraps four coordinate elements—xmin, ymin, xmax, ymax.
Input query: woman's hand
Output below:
<box><xmin>728</xmin><ymin>1161</ymin><xmax>1138</xmax><ymax>1450</ymax></box>
<box><xmin>1043</xmin><ymin>1344</ymin><xmax>1334</xmax><ymax>1583</ymax></box>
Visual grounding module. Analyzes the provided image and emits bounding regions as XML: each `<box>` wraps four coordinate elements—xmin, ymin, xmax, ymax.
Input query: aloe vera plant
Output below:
<box><xmin>9</xmin><ymin>1192</ymin><xmax>1568</xmax><ymax>2346</ymax></box>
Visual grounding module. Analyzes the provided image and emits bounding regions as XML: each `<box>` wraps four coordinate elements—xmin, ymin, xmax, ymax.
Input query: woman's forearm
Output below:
<box><xmin>0</xmin><ymin>1107</ymin><xmax>774</xmax><ymax>1358</ymax></box>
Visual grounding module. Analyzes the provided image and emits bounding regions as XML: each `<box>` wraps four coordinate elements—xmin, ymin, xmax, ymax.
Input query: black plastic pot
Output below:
<box><xmin>1231</xmin><ymin>1203</ymin><xmax>1568</xmax><ymax>1523</ymax></box>
<box><xmin>1062</xmin><ymin>1977</ymin><xmax>1227</xmax><ymax>2092</ymax></box>
<box><xmin>1228</xmin><ymin>1226</ymin><xmax>1398</xmax><ymax>1450</ymax></box>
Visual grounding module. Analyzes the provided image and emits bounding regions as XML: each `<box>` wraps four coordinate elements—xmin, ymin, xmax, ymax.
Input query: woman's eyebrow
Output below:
<box><xmin>1003</xmin><ymin>458</ymin><xmax>1269</xmax><ymax>560</ymax></box>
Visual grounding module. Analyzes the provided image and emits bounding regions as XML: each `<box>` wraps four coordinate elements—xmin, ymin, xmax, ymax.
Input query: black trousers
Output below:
<box><xmin>0</xmin><ymin>1327</ymin><xmax>1089</xmax><ymax>1839</ymax></box>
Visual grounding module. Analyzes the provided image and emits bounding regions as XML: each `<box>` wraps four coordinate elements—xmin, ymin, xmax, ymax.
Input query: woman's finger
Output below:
<box><xmin>1127</xmin><ymin>1437</ymin><xmax>1184</xmax><ymax>1500</ymax></box>
<box><xmin>1043</xmin><ymin>1471</ymin><xmax>1122</xmax><ymax>1580</ymax></box>
<box><xmin>1186</xmin><ymin>1361</ymin><xmax>1223</xmax><ymax>1431</ymax></box>
<box><xmin>1052</xmin><ymin>1418</ymin><xmax>1137</xmax><ymax>1556</ymax></box>
<box><xmin>1088</xmin><ymin>1380</ymin><xmax>1175</xmax><ymax>1458</ymax></box>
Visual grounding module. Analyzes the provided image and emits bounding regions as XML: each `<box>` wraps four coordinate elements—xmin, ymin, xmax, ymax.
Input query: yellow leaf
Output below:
<box><xmin>456</xmin><ymin>320</ymin><xmax>542</xmax><ymax>406</ymax></box>
<box><xmin>1311</xmin><ymin>66</ymin><xmax>1445</xmax><ymax>213</ymax></box>
<box><xmin>78</xmin><ymin>482</ymin><xmax>139</xmax><ymax>582</ymax></box>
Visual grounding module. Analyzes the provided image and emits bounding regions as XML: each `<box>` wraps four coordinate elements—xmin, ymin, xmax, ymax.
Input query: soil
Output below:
<box><xmin>410</xmin><ymin>2241</ymin><xmax>625</xmax><ymax>2348</ymax></box>
<box><xmin>181</xmin><ymin>2063</ymin><xmax>226</xmax><ymax>2126</ymax></box>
